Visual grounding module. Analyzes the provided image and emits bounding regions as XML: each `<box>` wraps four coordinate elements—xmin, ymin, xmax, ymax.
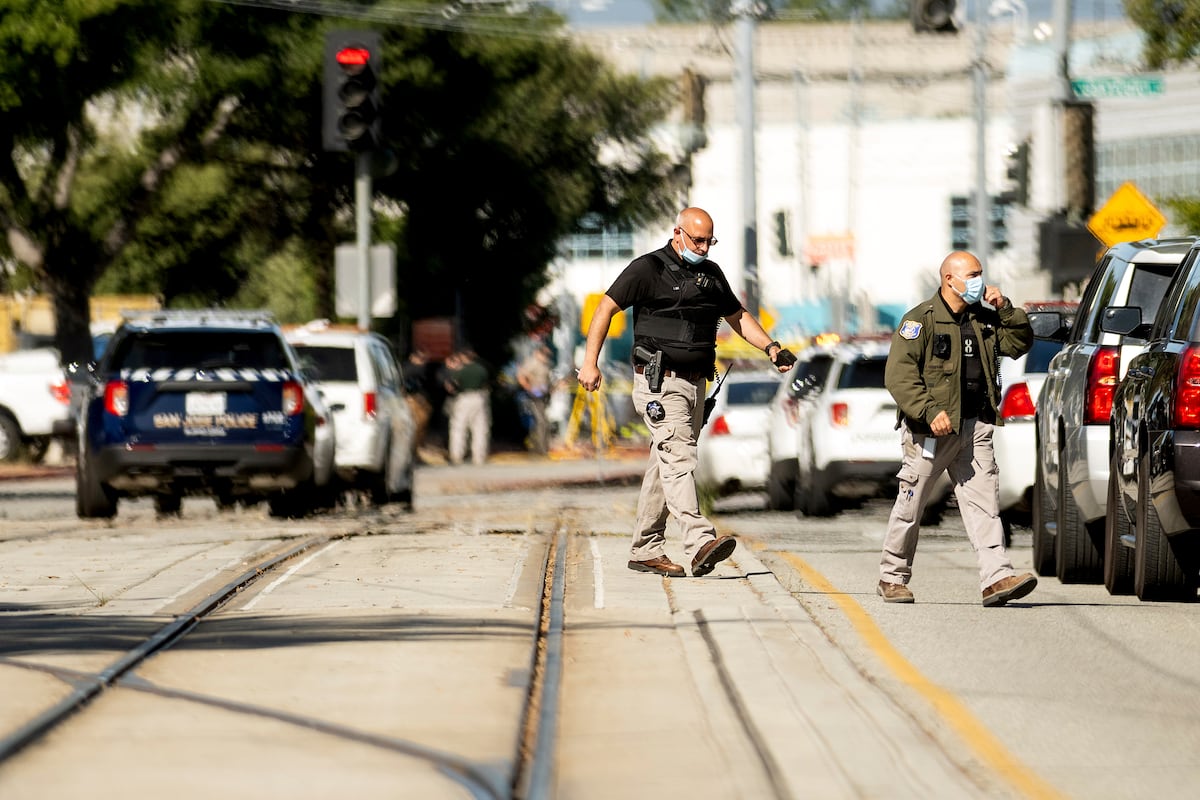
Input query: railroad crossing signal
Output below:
<box><xmin>1087</xmin><ymin>182</ymin><xmax>1167</xmax><ymax>248</ymax></box>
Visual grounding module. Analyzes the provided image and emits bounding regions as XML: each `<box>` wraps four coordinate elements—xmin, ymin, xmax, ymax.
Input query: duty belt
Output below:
<box><xmin>634</xmin><ymin>363</ymin><xmax>708</xmax><ymax>382</ymax></box>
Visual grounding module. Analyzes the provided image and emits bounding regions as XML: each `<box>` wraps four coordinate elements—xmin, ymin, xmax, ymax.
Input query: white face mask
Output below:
<box><xmin>956</xmin><ymin>275</ymin><xmax>984</xmax><ymax>305</ymax></box>
<box><xmin>680</xmin><ymin>243</ymin><xmax>706</xmax><ymax>265</ymax></box>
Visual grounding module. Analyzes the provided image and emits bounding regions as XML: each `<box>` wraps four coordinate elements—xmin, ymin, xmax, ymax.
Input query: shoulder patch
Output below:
<box><xmin>898</xmin><ymin>320</ymin><xmax>922</xmax><ymax>340</ymax></box>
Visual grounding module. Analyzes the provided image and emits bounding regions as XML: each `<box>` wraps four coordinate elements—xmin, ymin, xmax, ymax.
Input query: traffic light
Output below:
<box><xmin>911</xmin><ymin>0</ymin><xmax>957</xmax><ymax>33</ymax></box>
<box><xmin>773</xmin><ymin>210</ymin><xmax>791</xmax><ymax>257</ymax></box>
<box><xmin>1006</xmin><ymin>140</ymin><xmax>1030</xmax><ymax>207</ymax></box>
<box><xmin>323</xmin><ymin>30</ymin><xmax>382</xmax><ymax>153</ymax></box>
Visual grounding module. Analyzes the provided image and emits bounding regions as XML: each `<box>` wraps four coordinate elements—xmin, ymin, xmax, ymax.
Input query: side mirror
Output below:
<box><xmin>1099</xmin><ymin>306</ymin><xmax>1152</xmax><ymax>340</ymax></box>
<box><xmin>1028</xmin><ymin>311</ymin><xmax>1069</xmax><ymax>342</ymax></box>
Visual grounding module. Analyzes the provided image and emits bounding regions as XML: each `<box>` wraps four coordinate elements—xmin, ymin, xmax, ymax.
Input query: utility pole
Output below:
<box><xmin>973</xmin><ymin>0</ymin><xmax>991</xmax><ymax>267</ymax></box>
<box><xmin>733</xmin><ymin>0</ymin><xmax>759</xmax><ymax>317</ymax></box>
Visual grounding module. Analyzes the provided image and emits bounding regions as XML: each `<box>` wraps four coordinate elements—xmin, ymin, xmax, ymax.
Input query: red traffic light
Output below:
<box><xmin>335</xmin><ymin>47</ymin><xmax>371</xmax><ymax>74</ymax></box>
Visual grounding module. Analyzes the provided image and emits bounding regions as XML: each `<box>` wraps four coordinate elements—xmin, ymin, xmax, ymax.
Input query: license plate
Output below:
<box><xmin>186</xmin><ymin>392</ymin><xmax>227</xmax><ymax>415</ymax></box>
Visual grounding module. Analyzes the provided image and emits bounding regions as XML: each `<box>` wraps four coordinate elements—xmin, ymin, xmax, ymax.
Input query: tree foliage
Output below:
<box><xmin>0</xmin><ymin>1</ymin><xmax>680</xmax><ymax>369</ymax></box>
<box><xmin>1126</xmin><ymin>0</ymin><xmax>1200</xmax><ymax>68</ymax></box>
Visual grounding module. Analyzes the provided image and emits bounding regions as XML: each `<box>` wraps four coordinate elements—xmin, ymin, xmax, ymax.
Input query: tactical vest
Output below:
<box><xmin>632</xmin><ymin>251</ymin><xmax>721</xmax><ymax>354</ymax></box>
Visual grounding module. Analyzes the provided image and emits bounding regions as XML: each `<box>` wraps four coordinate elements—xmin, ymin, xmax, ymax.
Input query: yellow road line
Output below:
<box><xmin>776</xmin><ymin>550</ymin><xmax>1066</xmax><ymax>800</ymax></box>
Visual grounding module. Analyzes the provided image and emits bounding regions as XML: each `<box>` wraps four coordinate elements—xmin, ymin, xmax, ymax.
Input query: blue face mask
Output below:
<box><xmin>681</xmin><ymin>244</ymin><xmax>706</xmax><ymax>265</ymax></box>
<box><xmin>957</xmin><ymin>275</ymin><xmax>984</xmax><ymax>305</ymax></box>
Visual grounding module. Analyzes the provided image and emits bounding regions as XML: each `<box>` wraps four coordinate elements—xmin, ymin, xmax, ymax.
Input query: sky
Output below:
<box><xmin>558</xmin><ymin>0</ymin><xmax>1130</xmax><ymax>29</ymax></box>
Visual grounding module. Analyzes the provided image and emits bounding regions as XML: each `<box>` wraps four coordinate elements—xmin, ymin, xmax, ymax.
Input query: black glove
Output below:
<box><xmin>772</xmin><ymin>348</ymin><xmax>797</xmax><ymax>368</ymax></box>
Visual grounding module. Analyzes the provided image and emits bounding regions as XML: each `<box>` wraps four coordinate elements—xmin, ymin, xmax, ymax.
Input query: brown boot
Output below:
<box><xmin>982</xmin><ymin>573</ymin><xmax>1037</xmax><ymax>607</ymax></box>
<box><xmin>628</xmin><ymin>555</ymin><xmax>685</xmax><ymax>578</ymax></box>
<box><xmin>691</xmin><ymin>535</ymin><xmax>737</xmax><ymax>577</ymax></box>
<box><xmin>877</xmin><ymin>580</ymin><xmax>915</xmax><ymax>603</ymax></box>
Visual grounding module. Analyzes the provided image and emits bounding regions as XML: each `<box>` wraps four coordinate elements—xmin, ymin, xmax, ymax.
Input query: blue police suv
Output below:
<box><xmin>75</xmin><ymin>310</ymin><xmax>336</xmax><ymax>519</ymax></box>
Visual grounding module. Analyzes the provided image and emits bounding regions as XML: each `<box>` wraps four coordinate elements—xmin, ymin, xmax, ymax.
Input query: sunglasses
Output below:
<box><xmin>679</xmin><ymin>228</ymin><xmax>718</xmax><ymax>248</ymax></box>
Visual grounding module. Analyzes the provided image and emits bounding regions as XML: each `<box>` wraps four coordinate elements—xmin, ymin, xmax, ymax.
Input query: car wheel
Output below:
<box><xmin>797</xmin><ymin>450</ymin><xmax>834</xmax><ymax>518</ymax></box>
<box><xmin>1055</xmin><ymin>447</ymin><xmax>1103</xmax><ymax>583</ymax></box>
<box><xmin>269</xmin><ymin>480</ymin><xmax>316</xmax><ymax>519</ymax></box>
<box><xmin>75</xmin><ymin>443</ymin><xmax>117</xmax><ymax>519</ymax></box>
<box><xmin>767</xmin><ymin>459</ymin><xmax>796</xmax><ymax>511</ymax></box>
<box><xmin>1134</xmin><ymin>451</ymin><xmax>1199</xmax><ymax>601</ymax></box>
<box><xmin>26</xmin><ymin>436</ymin><xmax>50</xmax><ymax>463</ymax></box>
<box><xmin>1103</xmin><ymin>451</ymin><xmax>1134</xmax><ymax>595</ymax></box>
<box><xmin>1031</xmin><ymin>456</ymin><xmax>1056</xmax><ymax>576</ymax></box>
<box><xmin>0</xmin><ymin>413</ymin><xmax>22</xmax><ymax>462</ymax></box>
<box><xmin>154</xmin><ymin>493</ymin><xmax>182</xmax><ymax>516</ymax></box>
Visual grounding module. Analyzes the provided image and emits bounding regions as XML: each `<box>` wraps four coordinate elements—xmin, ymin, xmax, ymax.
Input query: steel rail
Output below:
<box><xmin>0</xmin><ymin>534</ymin><xmax>336</xmax><ymax>762</ymax></box>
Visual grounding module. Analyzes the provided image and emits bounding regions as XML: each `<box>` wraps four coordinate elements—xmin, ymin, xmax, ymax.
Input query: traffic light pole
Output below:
<box><xmin>355</xmin><ymin>151</ymin><xmax>372</xmax><ymax>331</ymax></box>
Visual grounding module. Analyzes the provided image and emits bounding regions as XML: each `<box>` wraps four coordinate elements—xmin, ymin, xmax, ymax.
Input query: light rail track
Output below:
<box><xmin>0</xmin><ymin>526</ymin><xmax>568</xmax><ymax>800</ymax></box>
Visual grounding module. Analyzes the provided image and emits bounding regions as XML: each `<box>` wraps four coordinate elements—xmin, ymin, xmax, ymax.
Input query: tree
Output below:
<box><xmin>0</xmin><ymin>1</ymin><xmax>680</xmax><ymax>371</ymax></box>
<box><xmin>1126</xmin><ymin>1</ymin><xmax>1200</xmax><ymax>68</ymax></box>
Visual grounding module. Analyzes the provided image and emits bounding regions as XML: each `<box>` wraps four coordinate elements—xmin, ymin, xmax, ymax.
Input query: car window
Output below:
<box><xmin>837</xmin><ymin>356</ymin><xmax>888</xmax><ymax>389</ymax></box>
<box><xmin>1125</xmin><ymin>260</ymin><xmax>1178</xmax><ymax>328</ymax></box>
<box><xmin>1169</xmin><ymin>252</ymin><xmax>1200</xmax><ymax>341</ymax></box>
<box><xmin>728</xmin><ymin>381</ymin><xmax>780</xmax><ymax>405</ymax></box>
<box><xmin>370</xmin><ymin>341</ymin><xmax>400</xmax><ymax>390</ymax></box>
<box><xmin>113</xmin><ymin>331</ymin><xmax>286</xmax><ymax>371</ymax></box>
<box><xmin>1074</xmin><ymin>255</ymin><xmax>1124</xmax><ymax>343</ymax></box>
<box><xmin>293</xmin><ymin>345</ymin><xmax>357</xmax><ymax>381</ymax></box>
<box><xmin>1024</xmin><ymin>338</ymin><xmax>1065</xmax><ymax>373</ymax></box>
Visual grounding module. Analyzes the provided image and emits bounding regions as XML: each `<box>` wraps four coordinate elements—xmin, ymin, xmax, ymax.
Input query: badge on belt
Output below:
<box><xmin>645</xmin><ymin>400</ymin><xmax>666</xmax><ymax>422</ymax></box>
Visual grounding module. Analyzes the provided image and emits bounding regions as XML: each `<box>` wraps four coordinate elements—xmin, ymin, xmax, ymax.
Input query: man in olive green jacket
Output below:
<box><xmin>877</xmin><ymin>250</ymin><xmax>1038</xmax><ymax>607</ymax></box>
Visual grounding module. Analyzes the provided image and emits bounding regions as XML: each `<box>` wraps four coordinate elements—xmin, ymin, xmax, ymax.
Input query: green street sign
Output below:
<box><xmin>1072</xmin><ymin>76</ymin><xmax>1164</xmax><ymax>99</ymax></box>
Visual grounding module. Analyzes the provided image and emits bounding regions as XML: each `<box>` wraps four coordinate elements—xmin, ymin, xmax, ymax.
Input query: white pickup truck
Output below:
<box><xmin>0</xmin><ymin>348</ymin><xmax>72</xmax><ymax>461</ymax></box>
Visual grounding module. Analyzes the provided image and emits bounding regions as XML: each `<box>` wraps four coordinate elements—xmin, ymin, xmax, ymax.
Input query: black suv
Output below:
<box><xmin>1105</xmin><ymin>242</ymin><xmax>1200</xmax><ymax>601</ymax></box>
<box><xmin>75</xmin><ymin>310</ymin><xmax>336</xmax><ymax>519</ymax></box>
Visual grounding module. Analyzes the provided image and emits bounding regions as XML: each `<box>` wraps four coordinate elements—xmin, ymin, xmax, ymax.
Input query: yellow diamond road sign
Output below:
<box><xmin>1087</xmin><ymin>182</ymin><xmax>1167</xmax><ymax>247</ymax></box>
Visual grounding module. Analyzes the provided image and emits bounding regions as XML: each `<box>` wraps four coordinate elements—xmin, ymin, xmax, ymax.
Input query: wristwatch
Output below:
<box><xmin>764</xmin><ymin>341</ymin><xmax>781</xmax><ymax>356</ymax></box>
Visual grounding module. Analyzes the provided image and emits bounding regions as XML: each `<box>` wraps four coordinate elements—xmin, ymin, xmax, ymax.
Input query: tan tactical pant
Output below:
<box><xmin>448</xmin><ymin>389</ymin><xmax>490</xmax><ymax>465</ymax></box>
<box><xmin>629</xmin><ymin>372</ymin><xmax>717</xmax><ymax>563</ymax></box>
<box><xmin>880</xmin><ymin>419</ymin><xmax>1017</xmax><ymax>590</ymax></box>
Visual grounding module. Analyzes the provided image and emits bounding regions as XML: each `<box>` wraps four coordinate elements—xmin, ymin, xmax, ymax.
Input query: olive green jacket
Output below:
<box><xmin>885</xmin><ymin>291</ymin><xmax>1033</xmax><ymax>434</ymax></box>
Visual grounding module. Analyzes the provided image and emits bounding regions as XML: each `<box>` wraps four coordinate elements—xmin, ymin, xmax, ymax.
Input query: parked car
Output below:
<box><xmin>993</xmin><ymin>303</ymin><xmax>1076</xmax><ymax>534</ymax></box>
<box><xmin>286</xmin><ymin>320</ymin><xmax>416</xmax><ymax>508</ymax></box>
<box><xmin>1031</xmin><ymin>237</ymin><xmax>1196</xmax><ymax>582</ymax></box>
<box><xmin>75</xmin><ymin>310</ymin><xmax>337</xmax><ymax>518</ymax></box>
<box><xmin>0</xmin><ymin>347</ymin><xmax>71</xmax><ymax>462</ymax></box>
<box><xmin>792</xmin><ymin>337</ymin><xmax>955</xmax><ymax>521</ymax></box>
<box><xmin>765</xmin><ymin>344</ymin><xmax>836</xmax><ymax>510</ymax></box>
<box><xmin>695</xmin><ymin>366</ymin><xmax>784</xmax><ymax>498</ymax></box>
<box><xmin>1105</xmin><ymin>239</ymin><xmax>1200</xmax><ymax>600</ymax></box>
<box><xmin>793</xmin><ymin>338</ymin><xmax>899</xmax><ymax>516</ymax></box>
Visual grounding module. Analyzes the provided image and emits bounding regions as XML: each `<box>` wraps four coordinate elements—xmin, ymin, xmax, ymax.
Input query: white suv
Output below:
<box><xmin>1032</xmin><ymin>238</ymin><xmax>1196</xmax><ymax>582</ymax></box>
<box><xmin>793</xmin><ymin>338</ymin><xmax>901</xmax><ymax>516</ymax></box>
<box><xmin>286</xmin><ymin>322</ymin><xmax>416</xmax><ymax>508</ymax></box>
<box><xmin>765</xmin><ymin>345</ymin><xmax>836</xmax><ymax>510</ymax></box>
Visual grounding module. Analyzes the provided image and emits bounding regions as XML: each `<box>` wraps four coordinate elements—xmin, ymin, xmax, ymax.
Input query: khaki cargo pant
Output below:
<box><xmin>879</xmin><ymin>418</ymin><xmax>1018</xmax><ymax>590</ymax></box>
<box><xmin>629</xmin><ymin>372</ymin><xmax>717</xmax><ymax>564</ymax></box>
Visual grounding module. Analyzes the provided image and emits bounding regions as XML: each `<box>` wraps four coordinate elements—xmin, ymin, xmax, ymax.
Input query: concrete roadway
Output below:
<box><xmin>0</xmin><ymin>453</ymin><xmax>1197</xmax><ymax>799</ymax></box>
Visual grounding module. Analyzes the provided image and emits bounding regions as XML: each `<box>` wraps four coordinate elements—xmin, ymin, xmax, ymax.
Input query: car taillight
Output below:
<box><xmin>282</xmin><ymin>381</ymin><xmax>304</xmax><ymax>416</ymax></box>
<box><xmin>1000</xmin><ymin>382</ymin><xmax>1036</xmax><ymax>420</ymax></box>
<box><xmin>1174</xmin><ymin>345</ymin><xmax>1200</xmax><ymax>428</ymax></box>
<box><xmin>363</xmin><ymin>391</ymin><xmax>377</xmax><ymax>419</ymax></box>
<box><xmin>709</xmin><ymin>415</ymin><xmax>731</xmax><ymax>435</ymax></box>
<box><xmin>50</xmin><ymin>380</ymin><xmax>70</xmax><ymax>405</ymax></box>
<box><xmin>104</xmin><ymin>380</ymin><xmax>129</xmax><ymax>417</ymax></box>
<box><xmin>783</xmin><ymin>397</ymin><xmax>799</xmax><ymax>425</ymax></box>
<box><xmin>831</xmin><ymin>402</ymin><xmax>849</xmax><ymax>427</ymax></box>
<box><xmin>1084</xmin><ymin>345</ymin><xmax>1119</xmax><ymax>424</ymax></box>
